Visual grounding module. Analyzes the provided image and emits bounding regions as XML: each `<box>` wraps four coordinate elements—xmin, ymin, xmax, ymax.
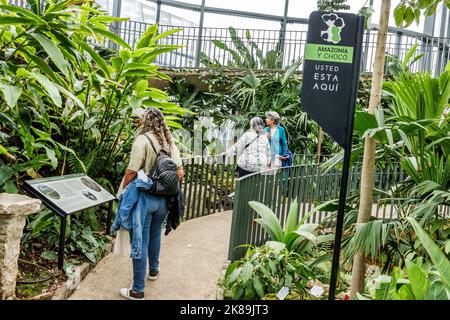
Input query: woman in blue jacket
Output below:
<box><xmin>264</xmin><ymin>111</ymin><xmax>290</xmax><ymax>168</ymax></box>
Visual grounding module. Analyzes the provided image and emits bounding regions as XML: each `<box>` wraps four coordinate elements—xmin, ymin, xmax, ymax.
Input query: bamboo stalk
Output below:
<box><xmin>350</xmin><ymin>0</ymin><xmax>391</xmax><ymax>299</ymax></box>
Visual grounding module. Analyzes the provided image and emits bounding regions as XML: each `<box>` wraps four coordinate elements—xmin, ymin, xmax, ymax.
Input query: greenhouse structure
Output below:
<box><xmin>0</xmin><ymin>0</ymin><xmax>449</xmax><ymax>305</ymax></box>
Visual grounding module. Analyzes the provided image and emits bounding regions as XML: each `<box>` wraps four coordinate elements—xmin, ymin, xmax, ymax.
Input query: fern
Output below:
<box><xmin>67</xmin><ymin>147</ymin><xmax>105</xmax><ymax>177</ymax></box>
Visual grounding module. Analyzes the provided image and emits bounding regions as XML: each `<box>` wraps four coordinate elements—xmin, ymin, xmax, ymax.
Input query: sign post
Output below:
<box><xmin>24</xmin><ymin>174</ymin><xmax>116</xmax><ymax>269</ymax></box>
<box><xmin>300</xmin><ymin>11</ymin><xmax>365</xmax><ymax>300</ymax></box>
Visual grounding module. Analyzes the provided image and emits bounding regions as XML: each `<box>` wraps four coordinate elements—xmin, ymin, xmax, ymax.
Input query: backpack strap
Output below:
<box><xmin>143</xmin><ymin>134</ymin><xmax>161</xmax><ymax>177</ymax></box>
<box><xmin>143</xmin><ymin>133</ymin><xmax>159</xmax><ymax>156</ymax></box>
<box><xmin>244</xmin><ymin>134</ymin><xmax>260</xmax><ymax>151</ymax></box>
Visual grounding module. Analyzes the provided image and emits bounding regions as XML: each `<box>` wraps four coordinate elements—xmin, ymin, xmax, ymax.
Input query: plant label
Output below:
<box><xmin>276</xmin><ymin>286</ymin><xmax>290</xmax><ymax>300</ymax></box>
<box><xmin>310</xmin><ymin>285</ymin><xmax>325</xmax><ymax>298</ymax></box>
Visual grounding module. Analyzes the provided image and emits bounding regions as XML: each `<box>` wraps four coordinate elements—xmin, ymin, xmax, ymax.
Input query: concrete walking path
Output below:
<box><xmin>69</xmin><ymin>210</ymin><xmax>232</xmax><ymax>300</ymax></box>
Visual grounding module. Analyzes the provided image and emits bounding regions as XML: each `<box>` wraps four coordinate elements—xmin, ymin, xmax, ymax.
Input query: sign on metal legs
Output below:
<box><xmin>24</xmin><ymin>174</ymin><xmax>116</xmax><ymax>269</ymax></box>
<box><xmin>300</xmin><ymin>11</ymin><xmax>365</xmax><ymax>300</ymax></box>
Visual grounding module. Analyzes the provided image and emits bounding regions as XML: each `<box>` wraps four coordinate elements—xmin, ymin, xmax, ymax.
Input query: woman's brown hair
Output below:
<box><xmin>140</xmin><ymin>107</ymin><xmax>172</xmax><ymax>156</ymax></box>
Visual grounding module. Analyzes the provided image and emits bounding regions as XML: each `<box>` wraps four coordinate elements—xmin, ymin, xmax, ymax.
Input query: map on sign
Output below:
<box><xmin>25</xmin><ymin>173</ymin><xmax>115</xmax><ymax>214</ymax></box>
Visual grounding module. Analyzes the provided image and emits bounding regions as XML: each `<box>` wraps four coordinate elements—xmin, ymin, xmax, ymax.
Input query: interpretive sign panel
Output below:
<box><xmin>25</xmin><ymin>173</ymin><xmax>115</xmax><ymax>215</ymax></box>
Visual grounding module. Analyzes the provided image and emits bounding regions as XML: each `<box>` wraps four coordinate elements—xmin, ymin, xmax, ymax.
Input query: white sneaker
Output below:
<box><xmin>119</xmin><ymin>288</ymin><xmax>144</xmax><ymax>300</ymax></box>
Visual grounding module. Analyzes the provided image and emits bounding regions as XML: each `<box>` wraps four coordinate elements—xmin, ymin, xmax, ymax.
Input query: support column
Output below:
<box><xmin>362</xmin><ymin>0</ymin><xmax>374</xmax><ymax>73</ymax></box>
<box><xmin>111</xmin><ymin>0</ymin><xmax>123</xmax><ymax>49</ymax></box>
<box><xmin>0</xmin><ymin>193</ymin><xmax>41</xmax><ymax>300</ymax></box>
<box><xmin>421</xmin><ymin>14</ymin><xmax>436</xmax><ymax>72</ymax></box>
<box><xmin>278</xmin><ymin>0</ymin><xmax>289</xmax><ymax>69</ymax></box>
<box><xmin>437</xmin><ymin>4</ymin><xmax>448</xmax><ymax>75</ymax></box>
<box><xmin>156</xmin><ymin>0</ymin><xmax>162</xmax><ymax>24</ymax></box>
<box><xmin>195</xmin><ymin>0</ymin><xmax>206</xmax><ymax>68</ymax></box>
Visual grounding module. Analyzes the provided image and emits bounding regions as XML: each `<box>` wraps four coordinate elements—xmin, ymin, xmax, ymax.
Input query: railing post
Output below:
<box><xmin>195</xmin><ymin>0</ymin><xmax>206</xmax><ymax>68</ymax></box>
<box><xmin>228</xmin><ymin>179</ymin><xmax>242</xmax><ymax>261</ymax></box>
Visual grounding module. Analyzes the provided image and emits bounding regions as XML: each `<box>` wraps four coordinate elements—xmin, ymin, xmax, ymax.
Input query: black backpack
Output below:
<box><xmin>143</xmin><ymin>134</ymin><xmax>179</xmax><ymax>196</ymax></box>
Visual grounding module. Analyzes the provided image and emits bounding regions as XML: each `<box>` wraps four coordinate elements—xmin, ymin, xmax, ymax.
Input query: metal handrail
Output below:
<box><xmin>226</xmin><ymin>162</ymin><xmax>412</xmax><ymax>261</ymax></box>
<box><xmin>6</xmin><ymin>0</ymin><xmax>450</xmax><ymax>75</ymax></box>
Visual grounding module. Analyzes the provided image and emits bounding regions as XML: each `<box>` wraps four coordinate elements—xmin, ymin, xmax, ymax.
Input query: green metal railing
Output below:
<box><xmin>226</xmin><ymin>163</ymin><xmax>415</xmax><ymax>261</ymax></box>
<box><xmin>179</xmin><ymin>155</ymin><xmax>448</xmax><ymax>260</ymax></box>
<box><xmin>180</xmin><ymin>152</ymin><xmax>330</xmax><ymax>221</ymax></box>
<box><xmin>181</xmin><ymin>155</ymin><xmax>237</xmax><ymax>220</ymax></box>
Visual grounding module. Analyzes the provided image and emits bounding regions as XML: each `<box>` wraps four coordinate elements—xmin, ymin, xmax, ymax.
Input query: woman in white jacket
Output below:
<box><xmin>226</xmin><ymin>117</ymin><xmax>271</xmax><ymax>177</ymax></box>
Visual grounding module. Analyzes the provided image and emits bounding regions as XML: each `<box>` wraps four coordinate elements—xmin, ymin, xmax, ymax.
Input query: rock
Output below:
<box><xmin>0</xmin><ymin>193</ymin><xmax>41</xmax><ymax>300</ymax></box>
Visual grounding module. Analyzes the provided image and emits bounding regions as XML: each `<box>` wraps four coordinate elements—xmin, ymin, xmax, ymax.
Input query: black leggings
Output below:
<box><xmin>237</xmin><ymin>166</ymin><xmax>256</xmax><ymax>178</ymax></box>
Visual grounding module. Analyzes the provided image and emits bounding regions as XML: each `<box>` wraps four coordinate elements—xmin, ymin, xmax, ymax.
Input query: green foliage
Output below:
<box><xmin>222</xmin><ymin>243</ymin><xmax>314</xmax><ymax>300</ymax></box>
<box><xmin>394</xmin><ymin>0</ymin><xmax>450</xmax><ymax>27</ymax></box>
<box><xmin>249</xmin><ymin>199</ymin><xmax>335</xmax><ymax>253</ymax></box>
<box><xmin>201</xmin><ymin>27</ymin><xmax>282</xmax><ymax>69</ymax></box>
<box><xmin>407</xmin><ymin>217</ymin><xmax>450</xmax><ymax>290</ymax></box>
<box><xmin>0</xmin><ymin>1</ymin><xmax>188</xmax><ymax>263</ymax></box>
<box><xmin>317</xmin><ymin>0</ymin><xmax>350</xmax><ymax>11</ymax></box>
<box><xmin>0</xmin><ymin>1</ymin><xmax>187</xmax><ymax>194</ymax></box>
<box><xmin>22</xmin><ymin>208</ymin><xmax>111</xmax><ymax>264</ymax></box>
<box><xmin>386</xmin><ymin>44</ymin><xmax>425</xmax><ymax>77</ymax></box>
<box><xmin>359</xmin><ymin>256</ymin><xmax>450</xmax><ymax>300</ymax></box>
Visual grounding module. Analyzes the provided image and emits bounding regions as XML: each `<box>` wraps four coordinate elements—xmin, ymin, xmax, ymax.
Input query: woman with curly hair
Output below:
<box><xmin>117</xmin><ymin>107</ymin><xmax>184</xmax><ymax>300</ymax></box>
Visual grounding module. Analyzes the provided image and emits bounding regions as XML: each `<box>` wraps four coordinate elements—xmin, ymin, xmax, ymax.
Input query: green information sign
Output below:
<box><xmin>304</xmin><ymin>43</ymin><xmax>354</xmax><ymax>64</ymax></box>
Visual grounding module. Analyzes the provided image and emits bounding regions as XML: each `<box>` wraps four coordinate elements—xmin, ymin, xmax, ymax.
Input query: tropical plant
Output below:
<box><xmin>200</xmin><ymin>27</ymin><xmax>282</xmax><ymax>69</ymax></box>
<box><xmin>222</xmin><ymin>242</ymin><xmax>314</xmax><ymax>300</ymax></box>
<box><xmin>0</xmin><ymin>1</ymin><xmax>188</xmax><ymax>264</ymax></box>
<box><xmin>0</xmin><ymin>1</ymin><xmax>188</xmax><ymax>194</ymax></box>
<box><xmin>248</xmin><ymin>199</ymin><xmax>336</xmax><ymax>253</ymax></box>
<box><xmin>317</xmin><ymin>0</ymin><xmax>350</xmax><ymax>11</ymax></box>
<box><xmin>352</xmin><ymin>0</ymin><xmax>450</xmax><ymax>298</ymax></box>
<box><xmin>21</xmin><ymin>207</ymin><xmax>112</xmax><ymax>264</ymax></box>
<box><xmin>358</xmin><ymin>218</ymin><xmax>450</xmax><ymax>300</ymax></box>
<box><xmin>359</xmin><ymin>258</ymin><xmax>449</xmax><ymax>300</ymax></box>
<box><xmin>385</xmin><ymin>44</ymin><xmax>425</xmax><ymax>77</ymax></box>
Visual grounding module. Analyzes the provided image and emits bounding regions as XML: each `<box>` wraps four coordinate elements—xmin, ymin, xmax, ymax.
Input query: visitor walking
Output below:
<box><xmin>226</xmin><ymin>117</ymin><xmax>271</xmax><ymax>178</ymax></box>
<box><xmin>264</xmin><ymin>111</ymin><xmax>291</xmax><ymax>168</ymax></box>
<box><xmin>113</xmin><ymin>107</ymin><xmax>184</xmax><ymax>300</ymax></box>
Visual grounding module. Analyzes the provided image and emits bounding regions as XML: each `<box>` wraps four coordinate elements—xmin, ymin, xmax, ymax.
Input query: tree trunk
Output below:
<box><xmin>316</xmin><ymin>127</ymin><xmax>324</xmax><ymax>164</ymax></box>
<box><xmin>349</xmin><ymin>0</ymin><xmax>391</xmax><ymax>299</ymax></box>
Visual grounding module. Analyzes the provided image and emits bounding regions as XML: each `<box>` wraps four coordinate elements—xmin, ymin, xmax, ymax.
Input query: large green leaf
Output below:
<box><xmin>0</xmin><ymin>16</ymin><xmax>35</xmax><ymax>24</ymax></box>
<box><xmin>91</xmin><ymin>26</ymin><xmax>131</xmax><ymax>50</ymax></box>
<box><xmin>77</xmin><ymin>41</ymin><xmax>109</xmax><ymax>77</ymax></box>
<box><xmin>136</xmin><ymin>24</ymin><xmax>158</xmax><ymax>49</ymax></box>
<box><xmin>424</xmin><ymin>281</ymin><xmax>449</xmax><ymax>300</ymax></box>
<box><xmin>20</xmin><ymin>50</ymin><xmax>68</xmax><ymax>88</ymax></box>
<box><xmin>405</xmin><ymin>259</ymin><xmax>428</xmax><ymax>299</ymax></box>
<box><xmin>149</xmin><ymin>28</ymin><xmax>183</xmax><ymax>46</ymax></box>
<box><xmin>30</xmin><ymin>33</ymin><xmax>72</xmax><ymax>80</ymax></box>
<box><xmin>29</xmin><ymin>72</ymin><xmax>62</xmax><ymax>108</ymax></box>
<box><xmin>284</xmin><ymin>198</ymin><xmax>299</xmax><ymax>235</ymax></box>
<box><xmin>0</xmin><ymin>81</ymin><xmax>22</xmax><ymax>108</ymax></box>
<box><xmin>253</xmin><ymin>276</ymin><xmax>265</xmax><ymax>298</ymax></box>
<box><xmin>249</xmin><ymin>201</ymin><xmax>283</xmax><ymax>241</ymax></box>
<box><xmin>0</xmin><ymin>4</ymin><xmax>47</xmax><ymax>26</ymax></box>
<box><xmin>407</xmin><ymin>217</ymin><xmax>450</xmax><ymax>290</ymax></box>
